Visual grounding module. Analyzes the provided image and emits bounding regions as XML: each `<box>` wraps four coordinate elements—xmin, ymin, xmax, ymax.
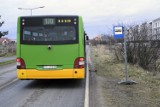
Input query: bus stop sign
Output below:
<box><xmin>113</xmin><ymin>26</ymin><xmax>124</xmax><ymax>39</ymax></box>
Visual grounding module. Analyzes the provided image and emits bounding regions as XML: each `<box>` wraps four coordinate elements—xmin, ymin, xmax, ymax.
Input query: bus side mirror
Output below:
<box><xmin>86</xmin><ymin>36</ymin><xmax>89</xmax><ymax>41</ymax></box>
<box><xmin>84</xmin><ymin>31</ymin><xmax>89</xmax><ymax>40</ymax></box>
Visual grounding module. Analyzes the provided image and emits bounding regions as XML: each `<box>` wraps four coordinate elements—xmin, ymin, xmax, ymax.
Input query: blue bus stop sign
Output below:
<box><xmin>113</xmin><ymin>26</ymin><xmax>124</xmax><ymax>39</ymax></box>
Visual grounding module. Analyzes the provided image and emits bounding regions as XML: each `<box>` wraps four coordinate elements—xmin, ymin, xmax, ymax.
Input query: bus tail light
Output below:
<box><xmin>16</xmin><ymin>58</ymin><xmax>26</xmax><ymax>69</ymax></box>
<box><xmin>74</xmin><ymin>57</ymin><xmax>85</xmax><ymax>68</ymax></box>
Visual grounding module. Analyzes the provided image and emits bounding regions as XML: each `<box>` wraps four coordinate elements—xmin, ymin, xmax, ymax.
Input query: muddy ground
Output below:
<box><xmin>89</xmin><ymin>45</ymin><xmax>160</xmax><ymax>107</ymax></box>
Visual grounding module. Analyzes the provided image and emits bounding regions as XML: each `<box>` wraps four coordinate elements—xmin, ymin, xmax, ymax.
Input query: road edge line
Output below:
<box><xmin>84</xmin><ymin>63</ymin><xmax>89</xmax><ymax>107</ymax></box>
<box><xmin>84</xmin><ymin>47</ymin><xmax>90</xmax><ymax>107</ymax></box>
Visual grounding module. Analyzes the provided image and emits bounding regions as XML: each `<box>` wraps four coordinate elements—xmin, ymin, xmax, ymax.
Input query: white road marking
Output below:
<box><xmin>84</xmin><ymin>46</ymin><xmax>90</xmax><ymax>107</ymax></box>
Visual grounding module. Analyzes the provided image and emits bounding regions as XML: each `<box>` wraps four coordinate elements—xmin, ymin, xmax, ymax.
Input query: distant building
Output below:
<box><xmin>152</xmin><ymin>17</ymin><xmax>160</xmax><ymax>40</ymax></box>
<box><xmin>124</xmin><ymin>17</ymin><xmax>160</xmax><ymax>41</ymax></box>
<box><xmin>0</xmin><ymin>38</ymin><xmax>11</xmax><ymax>46</ymax></box>
<box><xmin>140</xmin><ymin>22</ymin><xmax>152</xmax><ymax>40</ymax></box>
<box><xmin>0</xmin><ymin>37</ymin><xmax>16</xmax><ymax>46</ymax></box>
<box><xmin>126</xmin><ymin>21</ymin><xmax>153</xmax><ymax>41</ymax></box>
<box><xmin>94</xmin><ymin>35</ymin><xmax>102</xmax><ymax>41</ymax></box>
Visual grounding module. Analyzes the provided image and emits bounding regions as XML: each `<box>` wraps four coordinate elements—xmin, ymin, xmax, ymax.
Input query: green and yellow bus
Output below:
<box><xmin>17</xmin><ymin>15</ymin><xmax>86</xmax><ymax>79</ymax></box>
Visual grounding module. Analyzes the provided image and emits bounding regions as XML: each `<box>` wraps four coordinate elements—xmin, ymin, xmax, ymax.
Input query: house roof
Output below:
<box><xmin>0</xmin><ymin>37</ymin><xmax>11</xmax><ymax>43</ymax></box>
<box><xmin>153</xmin><ymin>17</ymin><xmax>160</xmax><ymax>22</ymax></box>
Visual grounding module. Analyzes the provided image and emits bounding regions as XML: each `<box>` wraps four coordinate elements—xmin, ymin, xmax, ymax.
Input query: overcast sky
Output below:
<box><xmin>1</xmin><ymin>0</ymin><xmax>160</xmax><ymax>39</ymax></box>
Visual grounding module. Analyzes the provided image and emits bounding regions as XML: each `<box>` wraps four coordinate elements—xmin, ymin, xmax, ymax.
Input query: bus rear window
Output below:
<box><xmin>22</xmin><ymin>26</ymin><xmax>77</xmax><ymax>44</ymax></box>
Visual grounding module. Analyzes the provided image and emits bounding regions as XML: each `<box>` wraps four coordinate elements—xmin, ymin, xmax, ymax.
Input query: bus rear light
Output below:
<box><xmin>74</xmin><ymin>57</ymin><xmax>85</xmax><ymax>68</ymax></box>
<box><xmin>16</xmin><ymin>58</ymin><xmax>26</xmax><ymax>69</ymax></box>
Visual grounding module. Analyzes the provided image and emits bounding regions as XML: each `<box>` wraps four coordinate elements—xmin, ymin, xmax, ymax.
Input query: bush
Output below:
<box><xmin>117</xmin><ymin>23</ymin><xmax>160</xmax><ymax>72</ymax></box>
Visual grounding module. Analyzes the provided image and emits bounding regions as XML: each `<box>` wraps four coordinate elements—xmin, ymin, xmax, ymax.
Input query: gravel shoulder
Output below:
<box><xmin>89</xmin><ymin>71</ymin><xmax>105</xmax><ymax>107</ymax></box>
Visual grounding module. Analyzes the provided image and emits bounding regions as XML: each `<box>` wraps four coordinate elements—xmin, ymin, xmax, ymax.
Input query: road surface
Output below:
<box><xmin>0</xmin><ymin>64</ymin><xmax>86</xmax><ymax>107</ymax></box>
<box><xmin>0</xmin><ymin>46</ymin><xmax>90</xmax><ymax>107</ymax></box>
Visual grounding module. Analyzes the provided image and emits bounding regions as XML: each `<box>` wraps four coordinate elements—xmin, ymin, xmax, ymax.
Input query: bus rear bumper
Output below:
<box><xmin>17</xmin><ymin>69</ymin><xmax>85</xmax><ymax>79</ymax></box>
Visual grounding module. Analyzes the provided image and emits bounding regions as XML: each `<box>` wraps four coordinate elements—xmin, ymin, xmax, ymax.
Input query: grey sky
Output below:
<box><xmin>1</xmin><ymin>0</ymin><xmax>160</xmax><ymax>39</ymax></box>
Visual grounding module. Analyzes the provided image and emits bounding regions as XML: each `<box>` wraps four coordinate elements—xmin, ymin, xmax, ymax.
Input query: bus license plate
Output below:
<box><xmin>43</xmin><ymin>66</ymin><xmax>57</xmax><ymax>69</ymax></box>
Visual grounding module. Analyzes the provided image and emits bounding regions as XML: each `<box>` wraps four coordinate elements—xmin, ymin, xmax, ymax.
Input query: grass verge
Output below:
<box><xmin>90</xmin><ymin>45</ymin><xmax>160</xmax><ymax>107</ymax></box>
<box><xmin>0</xmin><ymin>59</ymin><xmax>16</xmax><ymax>66</ymax></box>
<box><xmin>4</xmin><ymin>54</ymin><xmax>16</xmax><ymax>57</ymax></box>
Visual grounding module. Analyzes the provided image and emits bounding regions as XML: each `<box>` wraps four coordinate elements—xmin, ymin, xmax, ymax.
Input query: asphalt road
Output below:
<box><xmin>0</xmin><ymin>79</ymin><xmax>85</xmax><ymax>107</ymax></box>
<box><xmin>0</xmin><ymin>46</ymin><xmax>90</xmax><ymax>107</ymax></box>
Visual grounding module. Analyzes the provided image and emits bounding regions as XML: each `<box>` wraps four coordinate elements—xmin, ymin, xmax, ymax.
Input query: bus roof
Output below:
<box><xmin>19</xmin><ymin>15</ymin><xmax>81</xmax><ymax>18</ymax></box>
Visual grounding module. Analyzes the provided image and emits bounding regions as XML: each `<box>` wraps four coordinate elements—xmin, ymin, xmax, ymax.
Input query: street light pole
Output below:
<box><xmin>18</xmin><ymin>6</ymin><xmax>45</xmax><ymax>16</ymax></box>
<box><xmin>30</xmin><ymin>9</ymin><xmax>33</xmax><ymax>16</ymax></box>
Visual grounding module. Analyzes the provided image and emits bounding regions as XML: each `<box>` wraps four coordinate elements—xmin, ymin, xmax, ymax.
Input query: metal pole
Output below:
<box><xmin>124</xmin><ymin>33</ymin><xmax>128</xmax><ymax>81</ymax></box>
<box><xmin>31</xmin><ymin>9</ymin><xmax>32</xmax><ymax>16</ymax></box>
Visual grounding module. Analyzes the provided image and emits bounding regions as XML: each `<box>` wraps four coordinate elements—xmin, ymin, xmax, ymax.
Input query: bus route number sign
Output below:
<box><xmin>43</xmin><ymin>18</ymin><xmax>56</xmax><ymax>25</ymax></box>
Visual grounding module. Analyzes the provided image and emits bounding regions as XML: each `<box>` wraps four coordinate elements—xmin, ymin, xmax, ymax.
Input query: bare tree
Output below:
<box><xmin>0</xmin><ymin>16</ymin><xmax>8</xmax><ymax>38</ymax></box>
<box><xmin>123</xmin><ymin>22</ymin><xmax>160</xmax><ymax>72</ymax></box>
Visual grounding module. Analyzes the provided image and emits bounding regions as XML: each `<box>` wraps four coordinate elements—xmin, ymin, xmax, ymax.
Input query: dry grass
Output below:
<box><xmin>0</xmin><ymin>59</ymin><xmax>15</xmax><ymax>66</ymax></box>
<box><xmin>91</xmin><ymin>45</ymin><xmax>123</xmax><ymax>78</ymax></box>
<box><xmin>90</xmin><ymin>45</ymin><xmax>160</xmax><ymax>107</ymax></box>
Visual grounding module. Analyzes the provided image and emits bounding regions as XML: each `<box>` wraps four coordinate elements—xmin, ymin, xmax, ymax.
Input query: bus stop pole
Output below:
<box><xmin>118</xmin><ymin>28</ymin><xmax>137</xmax><ymax>85</ymax></box>
<box><xmin>124</xmin><ymin>34</ymin><xmax>128</xmax><ymax>81</ymax></box>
